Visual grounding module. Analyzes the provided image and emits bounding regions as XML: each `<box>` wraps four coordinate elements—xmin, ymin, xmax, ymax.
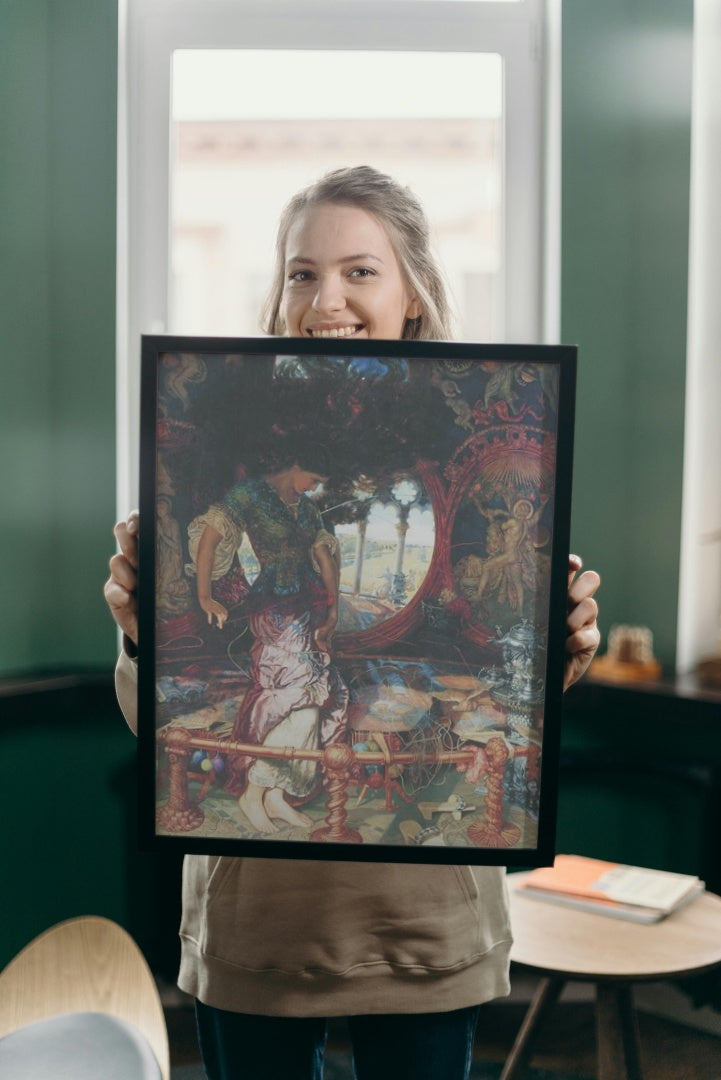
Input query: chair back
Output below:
<box><xmin>0</xmin><ymin>915</ymin><xmax>170</xmax><ymax>1080</ymax></box>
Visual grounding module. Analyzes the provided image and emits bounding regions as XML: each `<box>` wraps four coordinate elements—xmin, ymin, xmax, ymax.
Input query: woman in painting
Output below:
<box><xmin>191</xmin><ymin>447</ymin><xmax>348</xmax><ymax>834</ymax></box>
<box><xmin>105</xmin><ymin>166</ymin><xmax>601</xmax><ymax>1080</ymax></box>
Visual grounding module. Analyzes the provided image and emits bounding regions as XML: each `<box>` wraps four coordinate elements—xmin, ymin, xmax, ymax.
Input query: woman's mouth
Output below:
<box><xmin>307</xmin><ymin>324</ymin><xmax>363</xmax><ymax>339</ymax></box>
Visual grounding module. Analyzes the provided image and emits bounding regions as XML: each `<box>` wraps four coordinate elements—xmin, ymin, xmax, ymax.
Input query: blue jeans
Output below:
<box><xmin>195</xmin><ymin>999</ymin><xmax>481</xmax><ymax>1080</ymax></box>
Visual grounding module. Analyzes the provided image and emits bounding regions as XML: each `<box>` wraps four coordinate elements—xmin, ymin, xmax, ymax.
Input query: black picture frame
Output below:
<box><xmin>138</xmin><ymin>336</ymin><xmax>576</xmax><ymax>865</ymax></box>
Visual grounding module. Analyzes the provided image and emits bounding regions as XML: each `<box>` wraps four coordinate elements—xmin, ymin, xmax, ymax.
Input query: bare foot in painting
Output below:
<box><xmin>264</xmin><ymin>788</ymin><xmax>314</xmax><ymax>829</ymax></box>
<box><xmin>238</xmin><ymin>784</ymin><xmax>278</xmax><ymax>834</ymax></box>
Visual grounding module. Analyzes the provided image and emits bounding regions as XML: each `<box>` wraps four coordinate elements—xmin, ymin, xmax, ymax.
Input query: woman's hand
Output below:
<box><xmin>199</xmin><ymin>596</ymin><xmax>229</xmax><ymax>630</ymax></box>
<box><xmin>564</xmin><ymin>554</ymin><xmax>601</xmax><ymax>691</ymax></box>
<box><xmin>314</xmin><ymin>607</ymin><xmax>338</xmax><ymax>652</ymax></box>
<box><xmin>104</xmin><ymin>511</ymin><xmax>140</xmax><ymax>647</ymax></box>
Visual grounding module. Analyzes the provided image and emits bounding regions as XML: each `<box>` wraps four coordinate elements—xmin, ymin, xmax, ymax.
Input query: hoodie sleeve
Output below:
<box><xmin>115</xmin><ymin>646</ymin><xmax>139</xmax><ymax>736</ymax></box>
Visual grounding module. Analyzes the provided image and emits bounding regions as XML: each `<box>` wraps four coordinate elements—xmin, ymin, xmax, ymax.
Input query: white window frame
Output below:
<box><xmin>676</xmin><ymin>0</ymin><xmax>721</xmax><ymax>675</ymax></box>
<box><xmin>117</xmin><ymin>0</ymin><xmax>559</xmax><ymax>511</ymax></box>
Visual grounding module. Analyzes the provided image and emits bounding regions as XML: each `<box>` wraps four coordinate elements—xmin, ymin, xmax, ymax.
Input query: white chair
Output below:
<box><xmin>0</xmin><ymin>915</ymin><xmax>170</xmax><ymax>1079</ymax></box>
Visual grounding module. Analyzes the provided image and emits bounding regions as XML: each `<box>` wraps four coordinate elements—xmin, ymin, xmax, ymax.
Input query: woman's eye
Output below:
<box><xmin>288</xmin><ymin>270</ymin><xmax>313</xmax><ymax>283</ymax></box>
<box><xmin>349</xmin><ymin>267</ymin><xmax>375</xmax><ymax>279</ymax></box>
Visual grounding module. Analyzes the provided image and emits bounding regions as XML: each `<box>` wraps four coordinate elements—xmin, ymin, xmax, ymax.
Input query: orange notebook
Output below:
<box><xmin>516</xmin><ymin>855</ymin><xmax>704</xmax><ymax>923</ymax></box>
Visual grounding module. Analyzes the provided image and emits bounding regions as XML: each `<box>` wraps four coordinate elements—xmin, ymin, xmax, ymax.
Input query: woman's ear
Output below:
<box><xmin>406</xmin><ymin>296</ymin><xmax>423</xmax><ymax>320</ymax></box>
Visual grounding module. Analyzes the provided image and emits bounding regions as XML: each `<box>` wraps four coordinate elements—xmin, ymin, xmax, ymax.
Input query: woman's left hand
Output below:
<box><xmin>314</xmin><ymin>609</ymin><xmax>338</xmax><ymax>652</ymax></box>
<box><xmin>564</xmin><ymin>554</ymin><xmax>601</xmax><ymax>691</ymax></box>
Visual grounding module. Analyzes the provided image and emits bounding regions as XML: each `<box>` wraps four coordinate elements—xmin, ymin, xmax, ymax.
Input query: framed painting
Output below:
<box><xmin>138</xmin><ymin>336</ymin><xmax>576</xmax><ymax>865</ymax></box>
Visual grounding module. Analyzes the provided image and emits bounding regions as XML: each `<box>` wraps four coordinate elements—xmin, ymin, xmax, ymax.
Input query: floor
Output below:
<box><xmin>473</xmin><ymin>1000</ymin><xmax>721</xmax><ymax>1079</ymax></box>
<box><xmin>165</xmin><ymin>977</ymin><xmax>721</xmax><ymax>1079</ymax></box>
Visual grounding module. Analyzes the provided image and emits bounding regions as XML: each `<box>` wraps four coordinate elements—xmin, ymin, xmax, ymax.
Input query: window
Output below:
<box><xmin>334</xmin><ymin>475</ymin><xmax>436</xmax><ymax>633</ymax></box>
<box><xmin>118</xmin><ymin>0</ymin><xmax>557</xmax><ymax>510</ymax></box>
<box><xmin>169</xmin><ymin>49</ymin><xmax>503</xmax><ymax>343</ymax></box>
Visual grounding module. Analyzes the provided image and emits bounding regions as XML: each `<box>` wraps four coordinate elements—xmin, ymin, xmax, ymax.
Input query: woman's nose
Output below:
<box><xmin>312</xmin><ymin>274</ymin><xmax>345</xmax><ymax>314</ymax></box>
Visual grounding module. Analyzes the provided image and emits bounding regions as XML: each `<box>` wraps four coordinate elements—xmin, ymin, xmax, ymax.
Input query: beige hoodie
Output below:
<box><xmin>117</xmin><ymin>651</ymin><xmax>512</xmax><ymax>1016</ymax></box>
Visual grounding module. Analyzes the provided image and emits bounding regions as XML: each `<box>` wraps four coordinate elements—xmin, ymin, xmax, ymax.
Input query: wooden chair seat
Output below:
<box><xmin>0</xmin><ymin>916</ymin><xmax>169</xmax><ymax>1080</ymax></box>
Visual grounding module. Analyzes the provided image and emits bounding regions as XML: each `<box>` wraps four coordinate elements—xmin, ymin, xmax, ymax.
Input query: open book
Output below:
<box><xmin>515</xmin><ymin>854</ymin><xmax>705</xmax><ymax>923</ymax></box>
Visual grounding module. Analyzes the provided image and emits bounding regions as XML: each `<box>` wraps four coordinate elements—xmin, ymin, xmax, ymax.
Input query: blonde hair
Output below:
<box><xmin>262</xmin><ymin>165</ymin><xmax>454</xmax><ymax>341</ymax></box>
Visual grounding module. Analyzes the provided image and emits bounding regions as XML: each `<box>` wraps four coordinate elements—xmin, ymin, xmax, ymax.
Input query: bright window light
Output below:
<box><xmin>170</xmin><ymin>50</ymin><xmax>503</xmax><ymax>341</ymax></box>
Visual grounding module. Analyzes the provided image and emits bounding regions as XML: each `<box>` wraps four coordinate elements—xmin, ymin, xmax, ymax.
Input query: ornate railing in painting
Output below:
<box><xmin>156</xmin><ymin>726</ymin><xmax>540</xmax><ymax>849</ymax></box>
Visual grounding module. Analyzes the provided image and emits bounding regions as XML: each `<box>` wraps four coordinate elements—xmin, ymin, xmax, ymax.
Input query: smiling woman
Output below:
<box><xmin>263</xmin><ymin>166</ymin><xmax>452</xmax><ymax>342</ymax></box>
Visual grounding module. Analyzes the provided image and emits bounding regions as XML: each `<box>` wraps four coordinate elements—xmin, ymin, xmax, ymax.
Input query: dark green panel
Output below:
<box><xmin>562</xmin><ymin>0</ymin><xmax>693</xmax><ymax>669</ymax></box>
<box><xmin>0</xmin><ymin>0</ymin><xmax>119</xmax><ymax>674</ymax></box>
<box><xmin>0</xmin><ymin>2</ymin><xmax>55</xmax><ymax>672</ymax></box>
<box><xmin>0</xmin><ymin>686</ymin><xmax>133</xmax><ymax>967</ymax></box>
<box><xmin>556</xmin><ymin>771</ymin><xmax>707</xmax><ymax>878</ymax></box>
<box><xmin>47</xmin><ymin>0</ymin><xmax>119</xmax><ymax>667</ymax></box>
<box><xmin>0</xmin><ymin>681</ymin><xmax>185</xmax><ymax>977</ymax></box>
<box><xmin>558</xmin><ymin>681</ymin><xmax>721</xmax><ymax>890</ymax></box>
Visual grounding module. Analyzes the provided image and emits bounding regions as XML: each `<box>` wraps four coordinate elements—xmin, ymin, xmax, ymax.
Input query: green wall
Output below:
<box><xmin>0</xmin><ymin>1</ymin><xmax>693</xmax><ymax>677</ymax></box>
<box><xmin>562</xmin><ymin>0</ymin><xmax>693</xmax><ymax>669</ymax></box>
<box><xmin>0</xmin><ymin>0</ymin><xmax>118</xmax><ymax>676</ymax></box>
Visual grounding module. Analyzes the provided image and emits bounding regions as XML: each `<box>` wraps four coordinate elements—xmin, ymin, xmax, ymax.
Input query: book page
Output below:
<box><xmin>597</xmin><ymin>866</ymin><xmax>699</xmax><ymax>910</ymax></box>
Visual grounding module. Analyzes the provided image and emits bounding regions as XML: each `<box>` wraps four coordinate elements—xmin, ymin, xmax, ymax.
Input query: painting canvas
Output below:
<box><xmin>138</xmin><ymin>337</ymin><xmax>576</xmax><ymax>865</ymax></box>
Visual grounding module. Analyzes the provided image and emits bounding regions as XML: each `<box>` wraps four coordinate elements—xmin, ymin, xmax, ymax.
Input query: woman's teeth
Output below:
<box><xmin>310</xmin><ymin>325</ymin><xmax>360</xmax><ymax>338</ymax></box>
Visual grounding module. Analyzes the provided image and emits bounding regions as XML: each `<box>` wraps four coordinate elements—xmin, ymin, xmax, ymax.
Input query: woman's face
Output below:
<box><xmin>289</xmin><ymin>464</ymin><xmax>328</xmax><ymax>495</ymax></box>
<box><xmin>281</xmin><ymin>203</ymin><xmax>421</xmax><ymax>341</ymax></box>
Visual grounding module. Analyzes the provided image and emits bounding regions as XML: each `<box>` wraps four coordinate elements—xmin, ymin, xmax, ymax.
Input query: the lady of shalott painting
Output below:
<box><xmin>146</xmin><ymin>341</ymin><xmax>571</xmax><ymax>862</ymax></box>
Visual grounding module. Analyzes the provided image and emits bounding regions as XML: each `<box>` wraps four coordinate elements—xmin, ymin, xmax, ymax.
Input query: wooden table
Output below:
<box><xmin>502</xmin><ymin>873</ymin><xmax>721</xmax><ymax>1080</ymax></box>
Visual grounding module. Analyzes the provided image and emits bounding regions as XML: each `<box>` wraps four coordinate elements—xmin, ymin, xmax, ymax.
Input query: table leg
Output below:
<box><xmin>596</xmin><ymin>982</ymin><xmax>643</xmax><ymax>1080</ymax></box>
<box><xmin>500</xmin><ymin>976</ymin><xmax>565</xmax><ymax>1080</ymax></box>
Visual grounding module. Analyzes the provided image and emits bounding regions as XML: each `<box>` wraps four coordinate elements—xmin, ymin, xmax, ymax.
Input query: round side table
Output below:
<box><xmin>502</xmin><ymin>872</ymin><xmax>721</xmax><ymax>1080</ymax></box>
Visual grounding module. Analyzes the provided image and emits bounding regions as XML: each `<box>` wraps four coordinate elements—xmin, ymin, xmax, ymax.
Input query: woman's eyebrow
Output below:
<box><xmin>286</xmin><ymin>253</ymin><xmax>384</xmax><ymax>266</ymax></box>
<box><xmin>338</xmin><ymin>253</ymin><xmax>383</xmax><ymax>265</ymax></box>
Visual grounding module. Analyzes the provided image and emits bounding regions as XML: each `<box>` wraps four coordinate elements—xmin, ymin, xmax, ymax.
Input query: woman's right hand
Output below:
<box><xmin>199</xmin><ymin>596</ymin><xmax>229</xmax><ymax>630</ymax></box>
<box><xmin>104</xmin><ymin>510</ymin><xmax>139</xmax><ymax>646</ymax></box>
